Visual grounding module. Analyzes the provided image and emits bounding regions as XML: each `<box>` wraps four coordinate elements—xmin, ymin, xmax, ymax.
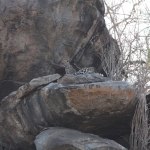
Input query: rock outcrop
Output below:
<box><xmin>0</xmin><ymin>0</ymin><xmax>119</xmax><ymax>100</ymax></box>
<box><xmin>0</xmin><ymin>0</ymin><xmax>136</xmax><ymax>150</ymax></box>
<box><xmin>0</xmin><ymin>73</ymin><xmax>136</xmax><ymax>149</ymax></box>
<box><xmin>34</xmin><ymin>127</ymin><xmax>127</xmax><ymax>150</ymax></box>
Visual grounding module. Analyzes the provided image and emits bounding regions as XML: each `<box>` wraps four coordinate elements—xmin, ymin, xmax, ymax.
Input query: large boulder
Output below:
<box><xmin>0</xmin><ymin>0</ymin><xmax>133</xmax><ymax>150</ymax></box>
<box><xmin>34</xmin><ymin>127</ymin><xmax>127</xmax><ymax>150</ymax></box>
<box><xmin>0</xmin><ymin>0</ymin><xmax>119</xmax><ymax>100</ymax></box>
<box><xmin>0</xmin><ymin>74</ymin><xmax>136</xmax><ymax>149</ymax></box>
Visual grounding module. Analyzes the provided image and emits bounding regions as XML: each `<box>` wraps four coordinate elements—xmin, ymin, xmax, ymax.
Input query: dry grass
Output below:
<box><xmin>129</xmin><ymin>94</ymin><xmax>149</xmax><ymax>150</ymax></box>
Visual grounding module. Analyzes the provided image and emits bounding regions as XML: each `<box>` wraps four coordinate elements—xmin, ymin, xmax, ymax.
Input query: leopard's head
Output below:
<box><xmin>87</xmin><ymin>67</ymin><xmax>96</xmax><ymax>73</ymax></box>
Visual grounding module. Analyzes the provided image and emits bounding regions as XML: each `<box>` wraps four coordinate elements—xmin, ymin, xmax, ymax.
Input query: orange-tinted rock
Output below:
<box><xmin>0</xmin><ymin>79</ymin><xmax>136</xmax><ymax>149</ymax></box>
<box><xmin>63</xmin><ymin>81</ymin><xmax>135</xmax><ymax>115</ymax></box>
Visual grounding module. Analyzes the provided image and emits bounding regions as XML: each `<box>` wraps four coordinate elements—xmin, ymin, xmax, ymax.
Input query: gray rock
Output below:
<box><xmin>0</xmin><ymin>79</ymin><xmax>136</xmax><ymax>149</ymax></box>
<box><xmin>0</xmin><ymin>0</ymin><xmax>119</xmax><ymax>100</ymax></box>
<box><xmin>0</xmin><ymin>1</ymin><xmax>128</xmax><ymax>150</ymax></box>
<box><xmin>34</xmin><ymin>127</ymin><xmax>127</xmax><ymax>150</ymax></box>
<box><xmin>58</xmin><ymin>73</ymin><xmax>109</xmax><ymax>84</ymax></box>
<box><xmin>16</xmin><ymin>74</ymin><xmax>61</xmax><ymax>99</ymax></box>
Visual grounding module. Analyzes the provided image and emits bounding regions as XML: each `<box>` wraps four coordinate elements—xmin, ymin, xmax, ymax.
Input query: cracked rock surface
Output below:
<box><xmin>0</xmin><ymin>73</ymin><xmax>136</xmax><ymax>149</ymax></box>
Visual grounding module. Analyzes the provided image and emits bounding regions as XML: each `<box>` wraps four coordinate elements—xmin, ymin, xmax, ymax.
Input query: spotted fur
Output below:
<box><xmin>74</xmin><ymin>67</ymin><xmax>96</xmax><ymax>75</ymax></box>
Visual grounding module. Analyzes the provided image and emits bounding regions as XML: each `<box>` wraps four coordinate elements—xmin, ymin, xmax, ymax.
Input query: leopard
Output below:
<box><xmin>74</xmin><ymin>67</ymin><xmax>96</xmax><ymax>75</ymax></box>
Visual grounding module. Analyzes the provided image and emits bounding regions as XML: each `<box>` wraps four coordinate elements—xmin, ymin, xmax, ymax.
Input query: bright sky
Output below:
<box><xmin>104</xmin><ymin>0</ymin><xmax>150</xmax><ymax>87</ymax></box>
<box><xmin>145</xmin><ymin>0</ymin><xmax>150</xmax><ymax>7</ymax></box>
<box><xmin>105</xmin><ymin>0</ymin><xmax>150</xmax><ymax>42</ymax></box>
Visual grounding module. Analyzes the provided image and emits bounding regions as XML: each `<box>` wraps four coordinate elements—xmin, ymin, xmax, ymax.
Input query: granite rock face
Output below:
<box><xmin>0</xmin><ymin>74</ymin><xmax>136</xmax><ymax>149</ymax></box>
<box><xmin>34</xmin><ymin>127</ymin><xmax>127</xmax><ymax>150</ymax></box>
<box><xmin>0</xmin><ymin>0</ymin><xmax>119</xmax><ymax>100</ymax></box>
<box><xmin>0</xmin><ymin>0</ymin><xmax>134</xmax><ymax>150</ymax></box>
